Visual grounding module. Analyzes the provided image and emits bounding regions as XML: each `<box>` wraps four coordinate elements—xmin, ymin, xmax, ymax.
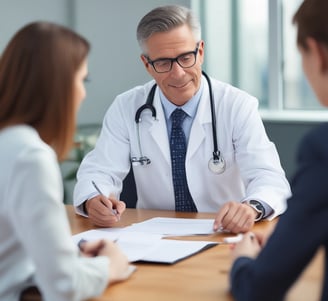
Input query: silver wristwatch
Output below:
<box><xmin>244</xmin><ymin>200</ymin><xmax>265</xmax><ymax>222</ymax></box>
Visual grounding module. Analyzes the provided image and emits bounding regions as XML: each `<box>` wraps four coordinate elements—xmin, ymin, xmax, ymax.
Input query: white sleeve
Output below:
<box><xmin>229</xmin><ymin>94</ymin><xmax>291</xmax><ymax>218</ymax></box>
<box><xmin>7</xmin><ymin>147</ymin><xmax>110</xmax><ymax>301</ymax></box>
<box><xmin>73</xmin><ymin>96</ymin><xmax>132</xmax><ymax>214</ymax></box>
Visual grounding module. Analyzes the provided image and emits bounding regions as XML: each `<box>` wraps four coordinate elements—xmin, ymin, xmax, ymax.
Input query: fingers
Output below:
<box><xmin>237</xmin><ymin>232</ymin><xmax>258</xmax><ymax>247</ymax></box>
<box><xmin>254</xmin><ymin>230</ymin><xmax>271</xmax><ymax>247</ymax></box>
<box><xmin>100</xmin><ymin>197</ymin><xmax>120</xmax><ymax>220</ymax></box>
<box><xmin>213</xmin><ymin>201</ymin><xmax>256</xmax><ymax>233</ymax></box>
<box><xmin>79</xmin><ymin>239</ymin><xmax>106</xmax><ymax>257</ymax></box>
<box><xmin>108</xmin><ymin>195</ymin><xmax>126</xmax><ymax>216</ymax></box>
<box><xmin>98</xmin><ymin>240</ymin><xmax>132</xmax><ymax>284</ymax></box>
<box><xmin>230</xmin><ymin>231</ymin><xmax>261</xmax><ymax>260</ymax></box>
<box><xmin>79</xmin><ymin>237</ymin><xmax>132</xmax><ymax>284</ymax></box>
<box><xmin>213</xmin><ymin>203</ymin><xmax>229</xmax><ymax>231</ymax></box>
<box><xmin>86</xmin><ymin>196</ymin><xmax>125</xmax><ymax>227</ymax></box>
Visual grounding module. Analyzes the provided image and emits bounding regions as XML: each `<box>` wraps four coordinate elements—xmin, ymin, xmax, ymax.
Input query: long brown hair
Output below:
<box><xmin>0</xmin><ymin>22</ymin><xmax>90</xmax><ymax>160</ymax></box>
<box><xmin>293</xmin><ymin>0</ymin><xmax>328</xmax><ymax>50</ymax></box>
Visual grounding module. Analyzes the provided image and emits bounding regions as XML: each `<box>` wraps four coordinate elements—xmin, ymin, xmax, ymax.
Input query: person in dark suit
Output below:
<box><xmin>229</xmin><ymin>0</ymin><xmax>328</xmax><ymax>300</ymax></box>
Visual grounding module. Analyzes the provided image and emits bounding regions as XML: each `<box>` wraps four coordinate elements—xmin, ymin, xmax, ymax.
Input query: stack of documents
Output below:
<box><xmin>125</xmin><ymin>217</ymin><xmax>216</xmax><ymax>236</ymax></box>
<box><xmin>72</xmin><ymin>217</ymin><xmax>218</xmax><ymax>264</ymax></box>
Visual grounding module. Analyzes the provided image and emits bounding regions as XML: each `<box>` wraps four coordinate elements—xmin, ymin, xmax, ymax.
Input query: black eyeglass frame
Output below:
<box><xmin>144</xmin><ymin>44</ymin><xmax>200</xmax><ymax>73</ymax></box>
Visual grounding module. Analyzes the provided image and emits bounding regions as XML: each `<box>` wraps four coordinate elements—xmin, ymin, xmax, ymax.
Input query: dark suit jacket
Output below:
<box><xmin>230</xmin><ymin>122</ymin><xmax>328</xmax><ymax>301</ymax></box>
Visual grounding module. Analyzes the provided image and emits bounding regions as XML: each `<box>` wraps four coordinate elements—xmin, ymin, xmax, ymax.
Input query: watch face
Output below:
<box><xmin>248</xmin><ymin>200</ymin><xmax>265</xmax><ymax>220</ymax></box>
<box><xmin>249</xmin><ymin>200</ymin><xmax>260</xmax><ymax>209</ymax></box>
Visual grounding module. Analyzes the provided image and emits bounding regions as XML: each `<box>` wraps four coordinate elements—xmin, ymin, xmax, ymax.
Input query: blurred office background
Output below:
<box><xmin>0</xmin><ymin>0</ymin><xmax>326</xmax><ymax>203</ymax></box>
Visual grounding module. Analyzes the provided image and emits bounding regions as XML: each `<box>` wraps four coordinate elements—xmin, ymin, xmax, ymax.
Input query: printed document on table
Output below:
<box><xmin>72</xmin><ymin>228</ymin><xmax>217</xmax><ymax>264</ymax></box>
<box><xmin>72</xmin><ymin>230</ymin><xmax>163</xmax><ymax>262</ymax></box>
<box><xmin>135</xmin><ymin>239</ymin><xmax>217</xmax><ymax>264</ymax></box>
<box><xmin>125</xmin><ymin>217</ymin><xmax>216</xmax><ymax>236</ymax></box>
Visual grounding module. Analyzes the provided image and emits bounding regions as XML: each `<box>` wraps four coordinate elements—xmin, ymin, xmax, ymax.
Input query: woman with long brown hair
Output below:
<box><xmin>0</xmin><ymin>22</ymin><xmax>132</xmax><ymax>301</ymax></box>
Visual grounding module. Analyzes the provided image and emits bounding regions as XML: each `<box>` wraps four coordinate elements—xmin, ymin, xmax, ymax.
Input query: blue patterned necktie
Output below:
<box><xmin>170</xmin><ymin>109</ymin><xmax>197</xmax><ymax>212</ymax></box>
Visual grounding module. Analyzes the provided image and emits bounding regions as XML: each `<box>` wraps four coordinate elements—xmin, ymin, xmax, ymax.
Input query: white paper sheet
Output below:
<box><xmin>72</xmin><ymin>217</ymin><xmax>218</xmax><ymax>264</ymax></box>
<box><xmin>125</xmin><ymin>217</ymin><xmax>216</xmax><ymax>236</ymax></box>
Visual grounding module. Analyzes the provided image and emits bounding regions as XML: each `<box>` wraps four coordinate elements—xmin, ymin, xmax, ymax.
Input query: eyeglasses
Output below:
<box><xmin>145</xmin><ymin>45</ymin><xmax>199</xmax><ymax>73</ymax></box>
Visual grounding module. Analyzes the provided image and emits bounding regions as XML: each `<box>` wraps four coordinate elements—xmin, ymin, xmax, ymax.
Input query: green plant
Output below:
<box><xmin>61</xmin><ymin>124</ymin><xmax>100</xmax><ymax>203</ymax></box>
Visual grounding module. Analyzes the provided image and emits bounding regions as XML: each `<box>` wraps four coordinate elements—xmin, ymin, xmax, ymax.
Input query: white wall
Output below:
<box><xmin>0</xmin><ymin>0</ymin><xmax>70</xmax><ymax>50</ymax></box>
<box><xmin>74</xmin><ymin>0</ymin><xmax>191</xmax><ymax>124</ymax></box>
<box><xmin>0</xmin><ymin>0</ymin><xmax>190</xmax><ymax>125</ymax></box>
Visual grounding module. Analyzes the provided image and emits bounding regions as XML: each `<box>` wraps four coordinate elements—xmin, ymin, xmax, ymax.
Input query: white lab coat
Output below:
<box><xmin>74</xmin><ymin>75</ymin><xmax>291</xmax><ymax>219</ymax></box>
<box><xmin>0</xmin><ymin>126</ymin><xmax>109</xmax><ymax>301</ymax></box>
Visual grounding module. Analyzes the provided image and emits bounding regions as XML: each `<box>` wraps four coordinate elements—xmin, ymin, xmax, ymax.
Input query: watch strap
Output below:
<box><xmin>244</xmin><ymin>200</ymin><xmax>266</xmax><ymax>221</ymax></box>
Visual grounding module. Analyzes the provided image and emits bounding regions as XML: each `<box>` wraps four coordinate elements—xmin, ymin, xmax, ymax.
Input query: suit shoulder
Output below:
<box><xmin>301</xmin><ymin>123</ymin><xmax>328</xmax><ymax>145</ymax></box>
<box><xmin>298</xmin><ymin>123</ymin><xmax>328</xmax><ymax>161</ymax></box>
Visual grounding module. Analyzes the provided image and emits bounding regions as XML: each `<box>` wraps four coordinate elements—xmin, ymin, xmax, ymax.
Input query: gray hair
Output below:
<box><xmin>136</xmin><ymin>5</ymin><xmax>201</xmax><ymax>53</ymax></box>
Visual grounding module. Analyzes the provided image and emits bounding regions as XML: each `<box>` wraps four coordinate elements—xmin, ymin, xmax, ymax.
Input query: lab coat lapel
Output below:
<box><xmin>187</xmin><ymin>85</ymin><xmax>212</xmax><ymax>160</ymax></box>
<box><xmin>149</xmin><ymin>91</ymin><xmax>171</xmax><ymax>164</ymax></box>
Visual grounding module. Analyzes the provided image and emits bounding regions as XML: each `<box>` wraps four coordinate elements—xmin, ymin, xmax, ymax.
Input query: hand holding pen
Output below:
<box><xmin>84</xmin><ymin>181</ymin><xmax>126</xmax><ymax>227</ymax></box>
<box><xmin>78</xmin><ymin>238</ymin><xmax>106</xmax><ymax>257</ymax></box>
<box><xmin>92</xmin><ymin>181</ymin><xmax>120</xmax><ymax>219</ymax></box>
<box><xmin>78</xmin><ymin>238</ymin><xmax>136</xmax><ymax>283</ymax></box>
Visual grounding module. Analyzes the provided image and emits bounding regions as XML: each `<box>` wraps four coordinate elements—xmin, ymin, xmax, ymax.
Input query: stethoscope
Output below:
<box><xmin>131</xmin><ymin>71</ymin><xmax>226</xmax><ymax>174</ymax></box>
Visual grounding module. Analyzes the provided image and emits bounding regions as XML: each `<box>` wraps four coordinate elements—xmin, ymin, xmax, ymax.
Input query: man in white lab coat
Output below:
<box><xmin>73</xmin><ymin>5</ymin><xmax>291</xmax><ymax>233</ymax></box>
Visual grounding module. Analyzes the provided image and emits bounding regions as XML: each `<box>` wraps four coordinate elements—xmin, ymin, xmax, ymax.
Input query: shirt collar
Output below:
<box><xmin>159</xmin><ymin>78</ymin><xmax>204</xmax><ymax>119</ymax></box>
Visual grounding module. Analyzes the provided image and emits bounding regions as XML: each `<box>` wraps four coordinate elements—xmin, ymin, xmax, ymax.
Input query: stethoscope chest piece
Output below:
<box><xmin>133</xmin><ymin>71</ymin><xmax>226</xmax><ymax>174</ymax></box>
<box><xmin>208</xmin><ymin>155</ymin><xmax>225</xmax><ymax>174</ymax></box>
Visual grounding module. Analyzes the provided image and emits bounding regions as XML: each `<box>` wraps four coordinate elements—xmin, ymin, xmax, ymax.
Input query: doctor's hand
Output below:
<box><xmin>85</xmin><ymin>194</ymin><xmax>126</xmax><ymax>227</ymax></box>
<box><xmin>213</xmin><ymin>201</ymin><xmax>258</xmax><ymax>234</ymax></box>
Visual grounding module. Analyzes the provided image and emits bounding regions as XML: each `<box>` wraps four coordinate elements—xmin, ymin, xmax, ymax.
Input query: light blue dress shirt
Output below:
<box><xmin>159</xmin><ymin>78</ymin><xmax>204</xmax><ymax>144</ymax></box>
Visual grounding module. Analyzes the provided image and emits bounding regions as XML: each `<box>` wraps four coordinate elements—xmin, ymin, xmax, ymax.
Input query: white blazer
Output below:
<box><xmin>0</xmin><ymin>126</ymin><xmax>109</xmax><ymax>301</ymax></box>
<box><xmin>74</xmin><ymin>76</ymin><xmax>291</xmax><ymax>219</ymax></box>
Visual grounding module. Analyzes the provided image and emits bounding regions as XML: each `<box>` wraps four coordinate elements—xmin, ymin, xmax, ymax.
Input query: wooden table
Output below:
<box><xmin>22</xmin><ymin>206</ymin><xmax>323</xmax><ymax>301</ymax></box>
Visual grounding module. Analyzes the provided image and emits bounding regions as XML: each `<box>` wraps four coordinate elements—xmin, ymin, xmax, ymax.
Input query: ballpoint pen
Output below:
<box><xmin>91</xmin><ymin>181</ymin><xmax>119</xmax><ymax>219</ymax></box>
<box><xmin>77</xmin><ymin>238</ymin><xmax>109</xmax><ymax>257</ymax></box>
<box><xmin>78</xmin><ymin>238</ymin><xmax>87</xmax><ymax>251</ymax></box>
<box><xmin>222</xmin><ymin>234</ymin><xmax>244</xmax><ymax>244</ymax></box>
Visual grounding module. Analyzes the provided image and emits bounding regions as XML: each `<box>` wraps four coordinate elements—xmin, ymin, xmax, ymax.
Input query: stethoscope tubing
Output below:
<box><xmin>132</xmin><ymin>70</ymin><xmax>225</xmax><ymax>173</ymax></box>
